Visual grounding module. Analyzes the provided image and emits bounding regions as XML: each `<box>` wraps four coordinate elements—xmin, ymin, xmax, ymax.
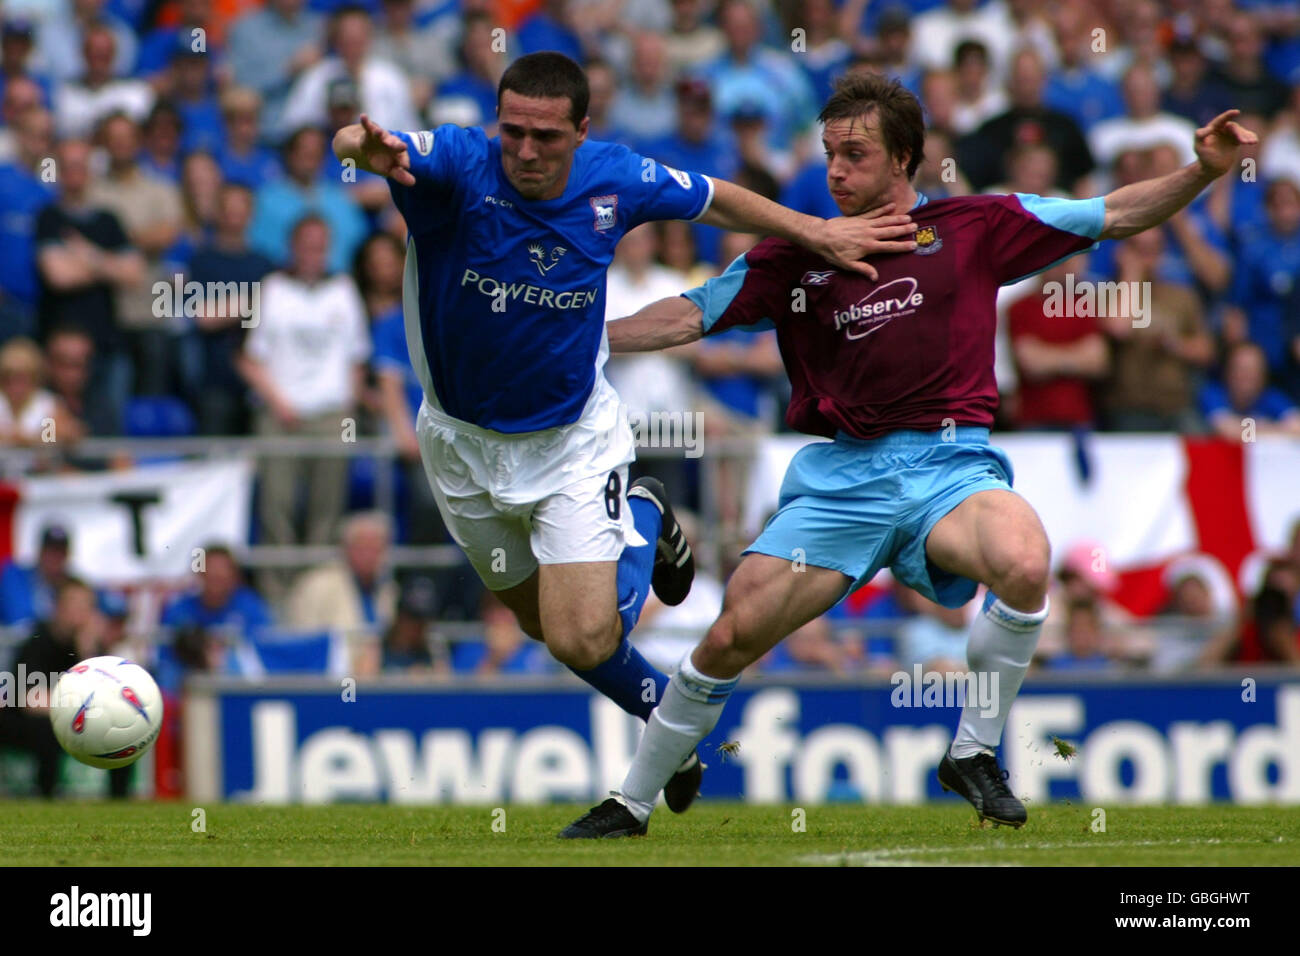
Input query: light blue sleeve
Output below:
<box><xmin>1013</xmin><ymin>193</ymin><xmax>1106</xmax><ymax>240</ymax></box>
<box><xmin>992</xmin><ymin>193</ymin><xmax>1107</xmax><ymax>285</ymax></box>
<box><xmin>683</xmin><ymin>253</ymin><xmax>777</xmax><ymax>335</ymax></box>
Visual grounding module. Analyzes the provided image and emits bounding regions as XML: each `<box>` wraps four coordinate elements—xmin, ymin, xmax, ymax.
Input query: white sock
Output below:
<box><xmin>619</xmin><ymin>655</ymin><xmax>739</xmax><ymax>822</ymax></box>
<box><xmin>949</xmin><ymin>595</ymin><xmax>1048</xmax><ymax>759</ymax></box>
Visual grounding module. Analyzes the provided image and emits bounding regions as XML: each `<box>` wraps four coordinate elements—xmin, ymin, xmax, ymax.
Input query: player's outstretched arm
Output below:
<box><xmin>1099</xmin><ymin>110</ymin><xmax>1257</xmax><ymax>240</ymax></box>
<box><xmin>607</xmin><ymin>296</ymin><xmax>704</xmax><ymax>353</ymax></box>
<box><xmin>332</xmin><ymin>113</ymin><xmax>416</xmax><ymax>186</ymax></box>
<box><xmin>698</xmin><ymin>179</ymin><xmax>916</xmax><ymax>281</ymax></box>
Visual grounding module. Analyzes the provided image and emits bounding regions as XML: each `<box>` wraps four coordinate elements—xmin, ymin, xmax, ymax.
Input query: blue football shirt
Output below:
<box><xmin>386</xmin><ymin>124</ymin><xmax>714</xmax><ymax>433</ymax></box>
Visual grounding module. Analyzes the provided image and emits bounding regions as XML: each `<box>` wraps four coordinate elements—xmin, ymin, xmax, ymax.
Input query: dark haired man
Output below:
<box><xmin>0</xmin><ymin>576</ymin><xmax>109</xmax><ymax>797</ymax></box>
<box><xmin>333</xmin><ymin>51</ymin><xmax>915</xmax><ymax>812</ymax></box>
<box><xmin>561</xmin><ymin>72</ymin><xmax>1257</xmax><ymax>836</ymax></box>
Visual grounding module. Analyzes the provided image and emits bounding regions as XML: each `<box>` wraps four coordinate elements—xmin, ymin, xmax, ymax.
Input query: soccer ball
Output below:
<box><xmin>49</xmin><ymin>656</ymin><xmax>164</xmax><ymax>769</ymax></box>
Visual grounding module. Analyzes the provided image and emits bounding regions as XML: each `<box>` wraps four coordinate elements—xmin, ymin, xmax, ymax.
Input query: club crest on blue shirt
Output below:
<box><xmin>590</xmin><ymin>194</ymin><xmax>618</xmax><ymax>231</ymax></box>
<box><xmin>913</xmin><ymin>224</ymin><xmax>942</xmax><ymax>255</ymax></box>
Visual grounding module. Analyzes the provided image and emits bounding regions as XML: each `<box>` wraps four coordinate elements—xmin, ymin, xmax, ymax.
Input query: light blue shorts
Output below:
<box><xmin>747</xmin><ymin>428</ymin><xmax>1014</xmax><ymax>608</ymax></box>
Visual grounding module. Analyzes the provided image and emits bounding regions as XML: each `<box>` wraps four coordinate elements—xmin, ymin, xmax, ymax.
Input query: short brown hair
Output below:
<box><xmin>498</xmin><ymin>52</ymin><xmax>589</xmax><ymax>129</ymax></box>
<box><xmin>818</xmin><ymin>72</ymin><xmax>925</xmax><ymax>179</ymax></box>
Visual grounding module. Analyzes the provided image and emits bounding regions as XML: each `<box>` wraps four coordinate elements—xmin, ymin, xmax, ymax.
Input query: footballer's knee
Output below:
<box><xmin>693</xmin><ymin>611</ymin><xmax>762</xmax><ymax>679</ymax></box>
<box><xmin>545</xmin><ymin>617</ymin><xmax>620</xmax><ymax>671</ymax></box>
<box><xmin>515</xmin><ymin>611</ymin><xmax>545</xmax><ymax>641</ymax></box>
<box><xmin>989</xmin><ymin>543</ymin><xmax>1051</xmax><ymax>613</ymax></box>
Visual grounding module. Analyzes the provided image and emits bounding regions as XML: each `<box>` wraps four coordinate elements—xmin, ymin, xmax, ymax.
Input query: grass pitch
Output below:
<box><xmin>2</xmin><ymin>801</ymin><xmax>1298</xmax><ymax>866</ymax></box>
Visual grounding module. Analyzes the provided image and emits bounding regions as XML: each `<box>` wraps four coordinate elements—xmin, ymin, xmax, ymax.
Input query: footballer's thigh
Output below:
<box><xmin>495</xmin><ymin>571</ymin><xmax>544</xmax><ymax>641</ymax></box>
<box><xmin>693</xmin><ymin>554</ymin><xmax>851</xmax><ymax>679</ymax></box>
<box><xmin>924</xmin><ymin>489</ymin><xmax>1051</xmax><ymax>612</ymax></box>
<box><xmin>530</xmin><ymin>465</ymin><xmax>633</xmax><ymax>669</ymax></box>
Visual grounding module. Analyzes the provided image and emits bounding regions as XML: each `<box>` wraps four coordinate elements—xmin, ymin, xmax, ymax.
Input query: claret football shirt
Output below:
<box><xmin>684</xmin><ymin>192</ymin><xmax>1105</xmax><ymax>439</ymax></box>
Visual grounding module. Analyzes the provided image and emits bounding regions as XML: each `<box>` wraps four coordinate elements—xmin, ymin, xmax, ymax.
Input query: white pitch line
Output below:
<box><xmin>797</xmin><ymin>837</ymin><xmax>1263</xmax><ymax>867</ymax></box>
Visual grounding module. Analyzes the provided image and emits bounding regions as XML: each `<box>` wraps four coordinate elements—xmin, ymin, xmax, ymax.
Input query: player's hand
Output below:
<box><xmin>395</xmin><ymin>429</ymin><xmax>421</xmax><ymax>463</ymax></box>
<box><xmin>1194</xmin><ymin>110</ymin><xmax>1258</xmax><ymax>178</ymax></box>
<box><xmin>814</xmin><ymin>203</ymin><xmax>917</xmax><ymax>281</ymax></box>
<box><xmin>358</xmin><ymin>113</ymin><xmax>416</xmax><ymax>187</ymax></box>
<box><xmin>272</xmin><ymin>399</ymin><xmax>303</xmax><ymax>431</ymax></box>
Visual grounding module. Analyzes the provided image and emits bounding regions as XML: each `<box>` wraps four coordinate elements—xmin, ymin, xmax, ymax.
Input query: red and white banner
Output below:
<box><xmin>745</xmin><ymin>434</ymin><xmax>1300</xmax><ymax>614</ymax></box>
<box><xmin>0</xmin><ymin>460</ymin><xmax>253</xmax><ymax>584</ymax></box>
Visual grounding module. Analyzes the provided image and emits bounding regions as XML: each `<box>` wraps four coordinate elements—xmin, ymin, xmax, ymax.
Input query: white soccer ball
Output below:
<box><xmin>49</xmin><ymin>656</ymin><xmax>164</xmax><ymax>769</ymax></box>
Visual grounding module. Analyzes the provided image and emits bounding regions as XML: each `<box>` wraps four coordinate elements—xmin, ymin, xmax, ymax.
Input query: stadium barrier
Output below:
<box><xmin>180</xmin><ymin>670</ymin><xmax>1300</xmax><ymax>806</ymax></box>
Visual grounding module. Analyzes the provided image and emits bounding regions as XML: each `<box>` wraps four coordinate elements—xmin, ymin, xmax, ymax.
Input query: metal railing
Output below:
<box><xmin>0</xmin><ymin>431</ymin><xmax>763</xmax><ymax>574</ymax></box>
<box><xmin>0</xmin><ymin>617</ymin><xmax>1271</xmax><ymax>676</ymax></box>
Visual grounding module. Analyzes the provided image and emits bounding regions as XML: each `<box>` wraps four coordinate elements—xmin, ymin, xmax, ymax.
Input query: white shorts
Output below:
<box><xmin>415</xmin><ymin>376</ymin><xmax>645</xmax><ymax>590</ymax></box>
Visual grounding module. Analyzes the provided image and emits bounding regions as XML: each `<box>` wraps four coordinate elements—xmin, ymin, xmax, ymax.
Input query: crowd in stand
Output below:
<box><xmin>1</xmin><ymin>0</ymin><xmax>1300</xmax><ymax>681</ymax></box>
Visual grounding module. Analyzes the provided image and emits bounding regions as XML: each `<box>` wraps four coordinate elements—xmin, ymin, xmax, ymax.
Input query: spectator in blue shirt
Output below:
<box><xmin>824</xmin><ymin>580</ymin><xmax>913</xmax><ymax>673</ymax></box>
<box><xmin>215</xmin><ymin>87</ymin><xmax>283</xmax><ymax>190</ymax></box>
<box><xmin>760</xmin><ymin>616</ymin><xmax>860</xmax><ymax>673</ymax></box>
<box><xmin>1222</xmin><ymin>178</ymin><xmax>1300</xmax><ymax>374</ymax></box>
<box><xmin>0</xmin><ymin>524</ymin><xmax>74</xmax><ymax>628</ymax></box>
<box><xmin>247</xmin><ymin>124</ymin><xmax>367</xmax><ymax>272</ymax></box>
<box><xmin>322</xmin><ymin>76</ymin><xmax>393</xmax><ymax>221</ymax></box>
<box><xmin>1089</xmin><ymin>143</ymin><xmax>1232</xmax><ymax>296</ymax></box>
<box><xmin>1201</xmin><ymin>342</ymin><xmax>1300</xmax><ymax>440</ymax></box>
<box><xmin>137</xmin><ymin>100</ymin><xmax>184</xmax><ymax>184</ymax></box>
<box><xmin>610</xmin><ymin>31</ymin><xmax>677</xmax><ymax>151</ymax></box>
<box><xmin>0</xmin><ymin>18</ymin><xmax>55</xmax><ymax>109</ymax></box>
<box><xmin>1204</xmin><ymin>15</ymin><xmax>1291</xmax><ymax>121</ymax></box>
<box><xmin>696</xmin><ymin>0</ymin><xmax>817</xmax><ymax>153</ymax></box>
<box><xmin>226</xmin><ymin>0</ymin><xmax>326</xmax><ymax>141</ymax></box>
<box><xmin>1043</xmin><ymin>9</ymin><xmax>1125</xmax><ymax>132</ymax></box>
<box><xmin>0</xmin><ymin>103</ymin><xmax>56</xmax><ymax>343</ymax></box>
<box><xmin>169</xmin><ymin>43</ymin><xmax>226</xmax><ymax>157</ymax></box>
<box><xmin>427</xmin><ymin>10</ymin><xmax>503</xmax><ymax>133</ymax></box>
<box><xmin>516</xmin><ymin>0</ymin><xmax>584</xmax><ymax>64</ymax></box>
<box><xmin>1162</xmin><ymin>38</ymin><xmax>1232</xmax><ymax>129</ymax></box>
<box><xmin>1044</xmin><ymin>599</ymin><xmax>1118</xmax><ymax>672</ymax></box>
<box><xmin>134</xmin><ymin>0</ymin><xmax>224</xmax><ymax>81</ymax></box>
<box><xmin>365</xmin><ymin>241</ymin><xmax>420</xmax><ymax>448</ymax></box>
<box><xmin>184</xmin><ymin>182</ymin><xmax>275</xmax><ymax>435</ymax></box>
<box><xmin>451</xmin><ymin>593</ymin><xmax>556</xmax><ymax>675</ymax></box>
<box><xmin>691</xmin><ymin>229</ymin><xmax>783</xmax><ymax>428</ymax></box>
<box><xmin>160</xmin><ymin>543</ymin><xmax>273</xmax><ymax>638</ymax></box>
<box><xmin>782</xmin><ymin>137</ymin><xmax>842</xmax><ymax>220</ymax></box>
<box><xmin>359</xmin><ymin>231</ymin><xmax>453</xmax><ymax>546</ymax></box>
<box><xmin>583</xmin><ymin>57</ymin><xmax>626</xmax><ymax>144</ymax></box>
<box><xmin>790</xmin><ymin>0</ymin><xmax>851</xmax><ymax>106</ymax></box>
<box><xmin>638</xmin><ymin>78</ymin><xmax>739</xmax><ymax>267</ymax></box>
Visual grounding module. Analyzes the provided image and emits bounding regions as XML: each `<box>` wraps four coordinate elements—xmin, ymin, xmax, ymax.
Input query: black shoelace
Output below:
<box><xmin>974</xmin><ymin>753</ymin><xmax>1014</xmax><ymax>799</ymax></box>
